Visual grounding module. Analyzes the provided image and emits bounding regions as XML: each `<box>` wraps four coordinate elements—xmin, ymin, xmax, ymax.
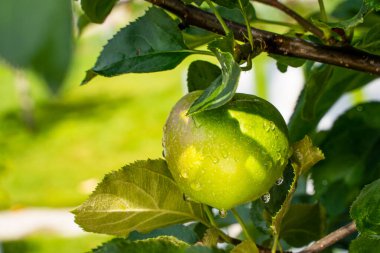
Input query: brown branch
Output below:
<box><xmin>300</xmin><ymin>222</ymin><xmax>357</xmax><ymax>253</ymax></box>
<box><xmin>146</xmin><ymin>0</ymin><xmax>380</xmax><ymax>76</ymax></box>
<box><xmin>226</xmin><ymin>221</ymin><xmax>356</xmax><ymax>252</ymax></box>
<box><xmin>253</xmin><ymin>0</ymin><xmax>325</xmax><ymax>40</ymax></box>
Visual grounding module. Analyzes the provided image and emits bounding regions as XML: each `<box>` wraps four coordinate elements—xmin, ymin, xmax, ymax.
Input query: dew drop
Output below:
<box><xmin>219</xmin><ymin>209</ymin><xmax>227</xmax><ymax>218</ymax></box>
<box><xmin>191</xmin><ymin>182</ymin><xmax>201</xmax><ymax>191</ymax></box>
<box><xmin>221</xmin><ymin>150</ymin><xmax>228</xmax><ymax>159</ymax></box>
<box><xmin>276</xmin><ymin>177</ymin><xmax>284</xmax><ymax>185</ymax></box>
<box><xmin>162</xmin><ymin>149</ymin><xmax>166</xmax><ymax>158</ymax></box>
<box><xmin>263</xmin><ymin>122</ymin><xmax>270</xmax><ymax>132</ymax></box>
<box><xmin>356</xmin><ymin>106</ymin><xmax>363</xmax><ymax>112</ymax></box>
<box><xmin>181</xmin><ymin>170</ymin><xmax>189</xmax><ymax>179</ymax></box>
<box><xmin>264</xmin><ymin>160</ymin><xmax>273</xmax><ymax>169</ymax></box>
<box><xmin>270</xmin><ymin>121</ymin><xmax>275</xmax><ymax>131</ymax></box>
<box><xmin>261</xmin><ymin>192</ymin><xmax>270</xmax><ymax>203</ymax></box>
<box><xmin>275</xmin><ymin>152</ymin><xmax>282</xmax><ymax>161</ymax></box>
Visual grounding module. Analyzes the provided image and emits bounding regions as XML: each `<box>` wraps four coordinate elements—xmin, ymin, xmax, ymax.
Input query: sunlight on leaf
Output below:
<box><xmin>231</xmin><ymin>240</ymin><xmax>259</xmax><ymax>253</ymax></box>
<box><xmin>73</xmin><ymin>159</ymin><xmax>206</xmax><ymax>236</ymax></box>
<box><xmin>82</xmin><ymin>7</ymin><xmax>192</xmax><ymax>84</ymax></box>
<box><xmin>291</xmin><ymin>135</ymin><xmax>324</xmax><ymax>176</ymax></box>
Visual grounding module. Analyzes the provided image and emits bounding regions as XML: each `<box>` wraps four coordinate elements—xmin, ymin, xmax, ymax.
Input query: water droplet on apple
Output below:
<box><xmin>181</xmin><ymin>170</ymin><xmax>189</xmax><ymax>179</ymax></box>
<box><xmin>276</xmin><ymin>177</ymin><xmax>284</xmax><ymax>185</ymax></box>
<box><xmin>219</xmin><ymin>209</ymin><xmax>227</xmax><ymax>218</ymax></box>
<box><xmin>191</xmin><ymin>182</ymin><xmax>201</xmax><ymax>191</ymax></box>
<box><xmin>263</xmin><ymin>122</ymin><xmax>270</xmax><ymax>132</ymax></box>
<box><xmin>270</xmin><ymin>121</ymin><xmax>275</xmax><ymax>131</ymax></box>
<box><xmin>261</xmin><ymin>192</ymin><xmax>270</xmax><ymax>203</ymax></box>
<box><xmin>264</xmin><ymin>160</ymin><xmax>273</xmax><ymax>169</ymax></box>
<box><xmin>275</xmin><ymin>152</ymin><xmax>281</xmax><ymax>161</ymax></box>
<box><xmin>211</xmin><ymin>155</ymin><xmax>219</xmax><ymax>164</ymax></box>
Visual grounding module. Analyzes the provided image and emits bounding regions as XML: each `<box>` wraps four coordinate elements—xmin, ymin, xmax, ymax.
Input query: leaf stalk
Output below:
<box><xmin>205</xmin><ymin>0</ymin><xmax>231</xmax><ymax>36</ymax></box>
<box><xmin>231</xmin><ymin>208</ymin><xmax>255</xmax><ymax>243</ymax></box>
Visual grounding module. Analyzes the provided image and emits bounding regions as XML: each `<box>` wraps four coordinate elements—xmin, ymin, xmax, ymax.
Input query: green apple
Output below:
<box><xmin>163</xmin><ymin>91</ymin><xmax>291</xmax><ymax>210</ymax></box>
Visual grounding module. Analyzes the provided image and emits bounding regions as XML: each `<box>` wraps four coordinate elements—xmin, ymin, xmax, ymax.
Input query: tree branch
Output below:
<box><xmin>253</xmin><ymin>0</ymin><xmax>325</xmax><ymax>40</ymax></box>
<box><xmin>146</xmin><ymin>0</ymin><xmax>380</xmax><ymax>76</ymax></box>
<box><xmin>300</xmin><ymin>222</ymin><xmax>357</xmax><ymax>253</ymax></box>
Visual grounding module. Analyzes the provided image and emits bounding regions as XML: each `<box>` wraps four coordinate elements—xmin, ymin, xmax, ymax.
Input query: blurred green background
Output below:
<box><xmin>0</xmin><ymin>2</ymin><xmax>188</xmax><ymax>251</ymax></box>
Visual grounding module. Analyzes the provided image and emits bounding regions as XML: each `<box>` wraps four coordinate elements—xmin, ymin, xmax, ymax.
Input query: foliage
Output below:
<box><xmin>0</xmin><ymin>0</ymin><xmax>73</xmax><ymax>93</ymax></box>
<box><xmin>73</xmin><ymin>159</ymin><xmax>206</xmax><ymax>236</ymax></box>
<box><xmin>2</xmin><ymin>0</ymin><xmax>380</xmax><ymax>252</ymax></box>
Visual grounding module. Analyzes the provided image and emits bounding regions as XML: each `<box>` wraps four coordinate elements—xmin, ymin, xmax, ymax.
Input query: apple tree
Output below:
<box><xmin>2</xmin><ymin>0</ymin><xmax>380</xmax><ymax>252</ymax></box>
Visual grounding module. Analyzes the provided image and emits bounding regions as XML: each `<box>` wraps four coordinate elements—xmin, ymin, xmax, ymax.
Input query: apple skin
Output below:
<box><xmin>163</xmin><ymin>91</ymin><xmax>291</xmax><ymax>210</ymax></box>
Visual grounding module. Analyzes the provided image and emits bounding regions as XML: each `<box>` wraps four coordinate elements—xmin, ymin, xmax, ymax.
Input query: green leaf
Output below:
<box><xmin>356</xmin><ymin>24</ymin><xmax>380</xmax><ymax>55</ymax></box>
<box><xmin>81</xmin><ymin>0</ymin><xmax>118</xmax><ymax>24</ymax></box>
<box><xmin>77</xmin><ymin>14</ymin><xmax>91</xmax><ymax>36</ymax></box>
<box><xmin>280</xmin><ymin>203</ymin><xmax>326</xmax><ymax>247</ymax></box>
<box><xmin>187</xmin><ymin>37</ymin><xmax>241</xmax><ymax>114</ymax></box>
<box><xmin>262</xmin><ymin>164</ymin><xmax>295</xmax><ymax>216</ymax></box>
<box><xmin>181</xmin><ymin>0</ymin><xmax>204</xmax><ymax>6</ymax></box>
<box><xmin>185</xmin><ymin>245</ymin><xmax>227</xmax><ymax>253</ymax></box>
<box><xmin>187</xmin><ymin>61</ymin><xmax>221</xmax><ymax>92</ymax></box>
<box><xmin>270</xmin><ymin>55</ymin><xmax>306</xmax><ymax>73</ymax></box>
<box><xmin>182</xmin><ymin>27</ymin><xmax>219</xmax><ymax>49</ymax></box>
<box><xmin>288</xmin><ymin>66</ymin><xmax>375</xmax><ymax>142</ymax></box>
<box><xmin>212</xmin><ymin>0</ymin><xmax>249</xmax><ymax>9</ymax></box>
<box><xmin>201</xmin><ymin>228</ymin><xmax>220</xmax><ymax>247</ymax></box>
<box><xmin>327</xmin><ymin>3</ymin><xmax>372</xmax><ymax>30</ymax></box>
<box><xmin>83</xmin><ymin>7</ymin><xmax>192</xmax><ymax>84</ymax></box>
<box><xmin>92</xmin><ymin>236</ymin><xmax>189</xmax><ymax>253</ymax></box>
<box><xmin>350</xmin><ymin>235</ymin><xmax>380</xmax><ymax>253</ymax></box>
<box><xmin>351</xmin><ymin>178</ymin><xmax>380</xmax><ymax>237</ymax></box>
<box><xmin>250</xmin><ymin>201</ymin><xmax>271</xmax><ymax>234</ymax></box>
<box><xmin>127</xmin><ymin>224</ymin><xmax>200</xmax><ymax>244</ymax></box>
<box><xmin>217</xmin><ymin>3</ymin><xmax>255</xmax><ymax>24</ymax></box>
<box><xmin>231</xmin><ymin>240</ymin><xmax>259</xmax><ymax>253</ymax></box>
<box><xmin>312</xmin><ymin>103</ymin><xmax>380</xmax><ymax>217</ymax></box>
<box><xmin>0</xmin><ymin>0</ymin><xmax>73</xmax><ymax>93</ymax></box>
<box><xmin>332</xmin><ymin>0</ymin><xmax>362</xmax><ymax>19</ymax></box>
<box><xmin>291</xmin><ymin>136</ymin><xmax>324</xmax><ymax>176</ymax></box>
<box><xmin>302</xmin><ymin>64</ymin><xmax>334</xmax><ymax>121</ymax></box>
<box><xmin>250</xmin><ymin>163</ymin><xmax>297</xmax><ymax>242</ymax></box>
<box><xmin>73</xmin><ymin>159</ymin><xmax>205</xmax><ymax>236</ymax></box>
<box><xmin>365</xmin><ymin>0</ymin><xmax>380</xmax><ymax>11</ymax></box>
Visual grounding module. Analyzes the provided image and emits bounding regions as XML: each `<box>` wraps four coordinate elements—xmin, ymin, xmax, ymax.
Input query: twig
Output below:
<box><xmin>146</xmin><ymin>0</ymin><xmax>380</xmax><ymax>76</ymax></box>
<box><xmin>318</xmin><ymin>0</ymin><xmax>328</xmax><ymax>22</ymax></box>
<box><xmin>253</xmin><ymin>0</ymin><xmax>324</xmax><ymax>39</ymax></box>
<box><xmin>300</xmin><ymin>222</ymin><xmax>357</xmax><ymax>253</ymax></box>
